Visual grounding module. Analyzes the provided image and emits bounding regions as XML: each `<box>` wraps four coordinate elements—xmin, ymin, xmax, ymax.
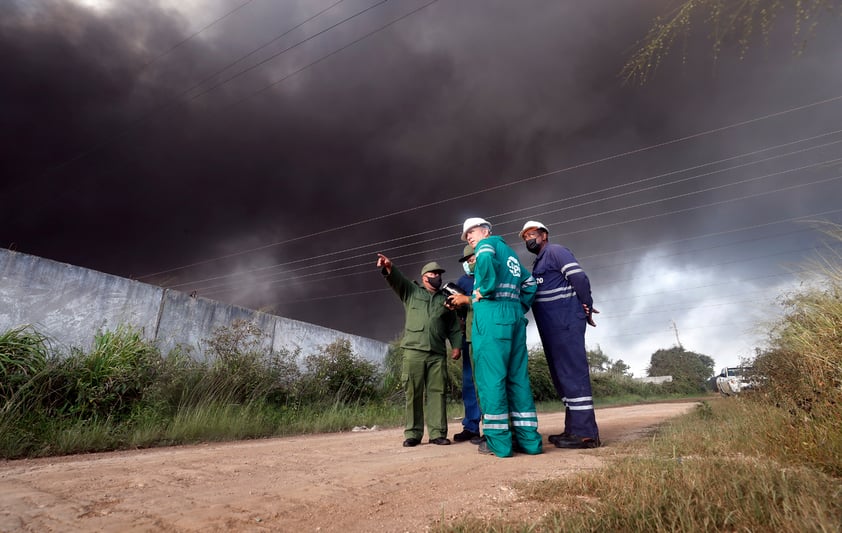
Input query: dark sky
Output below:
<box><xmin>3</xmin><ymin>0</ymin><xmax>842</xmax><ymax>375</ymax></box>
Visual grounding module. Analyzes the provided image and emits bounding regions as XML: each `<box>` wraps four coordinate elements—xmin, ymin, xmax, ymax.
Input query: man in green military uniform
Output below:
<box><xmin>461</xmin><ymin>217</ymin><xmax>542</xmax><ymax>457</ymax></box>
<box><xmin>376</xmin><ymin>253</ymin><xmax>462</xmax><ymax>447</ymax></box>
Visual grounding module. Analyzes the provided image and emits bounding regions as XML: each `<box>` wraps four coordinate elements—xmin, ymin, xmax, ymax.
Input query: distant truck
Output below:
<box><xmin>715</xmin><ymin>366</ymin><xmax>754</xmax><ymax>396</ymax></box>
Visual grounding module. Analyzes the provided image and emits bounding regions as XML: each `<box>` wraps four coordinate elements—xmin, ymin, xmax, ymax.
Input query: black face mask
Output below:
<box><xmin>427</xmin><ymin>276</ymin><xmax>442</xmax><ymax>289</ymax></box>
<box><xmin>525</xmin><ymin>238</ymin><xmax>541</xmax><ymax>254</ymax></box>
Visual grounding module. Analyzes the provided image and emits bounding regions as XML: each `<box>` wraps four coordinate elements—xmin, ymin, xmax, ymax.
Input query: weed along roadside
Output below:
<box><xmin>1</xmin><ymin>319</ymin><xmax>700</xmax><ymax>460</ymax></box>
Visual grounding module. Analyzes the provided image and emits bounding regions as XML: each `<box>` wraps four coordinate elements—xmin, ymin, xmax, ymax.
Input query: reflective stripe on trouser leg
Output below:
<box><xmin>473</xmin><ymin>305</ymin><xmax>514</xmax><ymax>458</ymax></box>
<box><xmin>473</xmin><ymin>302</ymin><xmax>542</xmax><ymax>457</ymax></box>
<box><xmin>506</xmin><ymin>315</ymin><xmax>542</xmax><ymax>455</ymax></box>
<box><xmin>543</xmin><ymin>317</ymin><xmax>599</xmax><ymax>439</ymax></box>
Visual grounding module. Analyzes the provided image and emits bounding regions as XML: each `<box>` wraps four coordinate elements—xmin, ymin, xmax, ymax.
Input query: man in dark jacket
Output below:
<box><xmin>376</xmin><ymin>253</ymin><xmax>462</xmax><ymax>447</ymax></box>
<box><xmin>519</xmin><ymin>220</ymin><xmax>601</xmax><ymax>449</ymax></box>
<box><xmin>451</xmin><ymin>244</ymin><xmax>482</xmax><ymax>443</ymax></box>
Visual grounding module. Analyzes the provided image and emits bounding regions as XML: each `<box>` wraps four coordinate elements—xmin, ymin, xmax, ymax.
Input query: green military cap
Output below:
<box><xmin>420</xmin><ymin>261</ymin><xmax>445</xmax><ymax>276</ymax></box>
<box><xmin>458</xmin><ymin>245</ymin><xmax>475</xmax><ymax>262</ymax></box>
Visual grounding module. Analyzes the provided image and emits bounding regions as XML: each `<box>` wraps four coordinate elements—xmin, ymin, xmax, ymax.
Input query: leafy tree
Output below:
<box><xmin>623</xmin><ymin>0</ymin><xmax>841</xmax><ymax>84</ymax></box>
<box><xmin>608</xmin><ymin>359</ymin><xmax>632</xmax><ymax>377</ymax></box>
<box><xmin>647</xmin><ymin>345</ymin><xmax>715</xmax><ymax>392</ymax></box>
<box><xmin>587</xmin><ymin>345</ymin><xmax>610</xmax><ymax>373</ymax></box>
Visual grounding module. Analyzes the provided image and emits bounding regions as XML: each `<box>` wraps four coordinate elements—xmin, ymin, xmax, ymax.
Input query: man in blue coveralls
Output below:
<box><xmin>461</xmin><ymin>217</ymin><xmax>542</xmax><ymax>457</ymax></box>
<box><xmin>520</xmin><ymin>220</ymin><xmax>601</xmax><ymax>448</ymax></box>
<box><xmin>450</xmin><ymin>244</ymin><xmax>482</xmax><ymax>444</ymax></box>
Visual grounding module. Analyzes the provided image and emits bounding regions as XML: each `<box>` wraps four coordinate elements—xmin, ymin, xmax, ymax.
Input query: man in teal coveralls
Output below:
<box><xmin>461</xmin><ymin>217</ymin><xmax>542</xmax><ymax>457</ymax></box>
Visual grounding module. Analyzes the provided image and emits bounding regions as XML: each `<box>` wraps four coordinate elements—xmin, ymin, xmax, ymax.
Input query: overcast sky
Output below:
<box><xmin>3</xmin><ymin>0</ymin><xmax>842</xmax><ymax>376</ymax></box>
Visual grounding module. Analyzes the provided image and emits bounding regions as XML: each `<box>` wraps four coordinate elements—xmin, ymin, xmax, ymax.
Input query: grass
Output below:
<box><xmin>438</xmin><ymin>398</ymin><xmax>842</xmax><ymax>532</ymax></box>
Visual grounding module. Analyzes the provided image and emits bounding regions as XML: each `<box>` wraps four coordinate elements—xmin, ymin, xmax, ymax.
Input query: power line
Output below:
<box><xmin>182</xmin><ymin>0</ymin><xmax>346</xmax><ymax>100</ymax></box>
<box><xmin>198</xmin><ymin>211</ymin><xmax>842</xmax><ymax>298</ymax></box>
<box><xmin>199</xmin><ymin>187</ymin><xmax>842</xmax><ymax>299</ymax></box>
<box><xmin>141</xmin><ymin>0</ymin><xmax>259</xmax><ymax>69</ymax></box>
<box><xmin>186</xmin><ymin>0</ymin><xmax>388</xmax><ymax>102</ymax></box>
<box><xmin>136</xmin><ymin>93</ymin><xmax>842</xmax><ymax>280</ymax></box>
<box><xmin>9</xmin><ymin>0</ymin><xmax>384</xmax><ymax>196</ymax></box>
<box><xmin>183</xmin><ymin>154</ymin><xmax>842</xmax><ymax>293</ymax></box>
<box><xmin>160</xmin><ymin>128</ymin><xmax>842</xmax><ymax>289</ymax></box>
<box><xmin>197</xmin><ymin>179</ymin><xmax>842</xmax><ymax>298</ymax></box>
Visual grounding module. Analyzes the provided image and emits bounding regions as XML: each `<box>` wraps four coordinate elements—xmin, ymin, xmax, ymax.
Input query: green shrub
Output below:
<box><xmin>527</xmin><ymin>348</ymin><xmax>556</xmax><ymax>402</ymax></box>
<box><xmin>58</xmin><ymin>326</ymin><xmax>161</xmax><ymax>419</ymax></box>
<box><xmin>199</xmin><ymin>320</ymin><xmax>301</xmax><ymax>406</ymax></box>
<box><xmin>748</xmin><ymin>225</ymin><xmax>842</xmax><ymax>474</ymax></box>
<box><xmin>0</xmin><ymin>325</ymin><xmax>50</xmax><ymax>401</ymax></box>
<box><xmin>298</xmin><ymin>339</ymin><xmax>381</xmax><ymax>404</ymax></box>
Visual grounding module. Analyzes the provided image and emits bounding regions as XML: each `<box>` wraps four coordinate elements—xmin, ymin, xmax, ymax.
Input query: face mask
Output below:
<box><xmin>526</xmin><ymin>238</ymin><xmax>541</xmax><ymax>254</ymax></box>
<box><xmin>468</xmin><ymin>262</ymin><xmax>475</xmax><ymax>273</ymax></box>
<box><xmin>462</xmin><ymin>262</ymin><xmax>473</xmax><ymax>276</ymax></box>
<box><xmin>427</xmin><ymin>275</ymin><xmax>442</xmax><ymax>289</ymax></box>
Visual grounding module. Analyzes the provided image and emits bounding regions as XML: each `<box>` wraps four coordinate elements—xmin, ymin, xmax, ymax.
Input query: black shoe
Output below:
<box><xmin>403</xmin><ymin>438</ymin><xmax>421</xmax><ymax>447</ymax></box>
<box><xmin>477</xmin><ymin>441</ymin><xmax>494</xmax><ymax>455</ymax></box>
<box><xmin>547</xmin><ymin>432</ymin><xmax>571</xmax><ymax>445</ymax></box>
<box><xmin>470</xmin><ymin>434</ymin><xmax>486</xmax><ymax>445</ymax></box>
<box><xmin>553</xmin><ymin>436</ymin><xmax>601</xmax><ymax>449</ymax></box>
<box><xmin>453</xmin><ymin>429</ymin><xmax>480</xmax><ymax>442</ymax></box>
<box><xmin>429</xmin><ymin>437</ymin><xmax>451</xmax><ymax>445</ymax></box>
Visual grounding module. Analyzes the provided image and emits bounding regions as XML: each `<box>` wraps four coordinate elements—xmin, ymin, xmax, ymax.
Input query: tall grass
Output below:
<box><xmin>440</xmin><ymin>400</ymin><xmax>842</xmax><ymax>533</ymax></box>
<box><xmin>0</xmin><ymin>321</ymin><xmax>406</xmax><ymax>458</ymax></box>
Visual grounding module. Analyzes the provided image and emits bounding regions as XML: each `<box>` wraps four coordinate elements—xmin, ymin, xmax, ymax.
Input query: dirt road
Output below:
<box><xmin>0</xmin><ymin>402</ymin><xmax>697</xmax><ymax>532</ymax></box>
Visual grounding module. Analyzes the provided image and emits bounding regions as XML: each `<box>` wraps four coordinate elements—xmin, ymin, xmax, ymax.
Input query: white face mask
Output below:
<box><xmin>462</xmin><ymin>262</ymin><xmax>473</xmax><ymax>276</ymax></box>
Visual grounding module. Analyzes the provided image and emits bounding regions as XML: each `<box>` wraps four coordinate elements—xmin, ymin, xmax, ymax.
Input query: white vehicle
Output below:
<box><xmin>715</xmin><ymin>366</ymin><xmax>754</xmax><ymax>396</ymax></box>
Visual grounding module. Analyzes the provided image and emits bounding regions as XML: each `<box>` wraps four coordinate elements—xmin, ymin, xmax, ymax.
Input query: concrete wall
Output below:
<box><xmin>633</xmin><ymin>376</ymin><xmax>673</xmax><ymax>384</ymax></box>
<box><xmin>0</xmin><ymin>248</ymin><xmax>389</xmax><ymax>363</ymax></box>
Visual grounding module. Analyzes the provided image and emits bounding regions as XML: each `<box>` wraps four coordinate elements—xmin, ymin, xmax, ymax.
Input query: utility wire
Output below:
<box><xmin>184</xmin><ymin>152</ymin><xmax>842</xmax><ymax>292</ymax></box>
<box><xmin>9</xmin><ymin>0</ymin><xmax>378</xmax><ymax>195</ymax></box>
<box><xmin>186</xmin><ymin>0</ymin><xmax>388</xmax><ymax>101</ymax></box>
<box><xmin>198</xmin><ymin>178</ymin><xmax>842</xmax><ymax>298</ymax></box>
<box><xmin>197</xmin><ymin>213</ymin><xmax>842</xmax><ymax>297</ymax></box>
<box><xmin>162</xmin><ymin>130</ymin><xmax>842</xmax><ymax>288</ymax></box>
<box><xmin>141</xmin><ymin>0</ymin><xmax>258</xmax><ymax>69</ymax></box>
<box><xmin>182</xmin><ymin>0</ymin><xmax>346</xmax><ymax>100</ymax></box>
<box><xmin>136</xmin><ymin>93</ymin><xmax>842</xmax><ymax>280</ymax></box>
<box><xmin>200</xmin><ymin>186</ymin><xmax>842</xmax><ymax>298</ymax></box>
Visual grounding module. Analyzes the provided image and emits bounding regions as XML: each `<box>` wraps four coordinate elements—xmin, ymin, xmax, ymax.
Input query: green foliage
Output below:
<box><xmin>608</xmin><ymin>359</ymin><xmax>631</xmax><ymax>376</ymax></box>
<box><xmin>442</xmin><ymin>398</ymin><xmax>842</xmax><ymax>532</ymax></box>
<box><xmin>0</xmin><ymin>322</ymin><xmax>402</xmax><ymax>459</ymax></box>
<box><xmin>527</xmin><ymin>348</ymin><xmax>556</xmax><ymax>402</ymax></box>
<box><xmin>380</xmin><ymin>338</ymin><xmax>405</xmax><ymax>403</ymax></box>
<box><xmin>623</xmin><ymin>0</ymin><xmax>841</xmax><ymax>84</ymax></box>
<box><xmin>747</xmin><ymin>224</ymin><xmax>842</xmax><ymax>474</ymax></box>
<box><xmin>200</xmin><ymin>320</ymin><xmax>301</xmax><ymax>406</ymax></box>
<box><xmin>647</xmin><ymin>345</ymin><xmax>715</xmax><ymax>392</ymax></box>
<box><xmin>298</xmin><ymin>339</ymin><xmax>381</xmax><ymax>404</ymax></box>
<box><xmin>531</xmin><ymin>347</ymin><xmax>676</xmax><ymax>401</ymax></box>
<box><xmin>586</xmin><ymin>345</ymin><xmax>610</xmax><ymax>373</ymax></box>
<box><xmin>58</xmin><ymin>326</ymin><xmax>161</xmax><ymax>419</ymax></box>
<box><xmin>0</xmin><ymin>325</ymin><xmax>50</xmax><ymax>401</ymax></box>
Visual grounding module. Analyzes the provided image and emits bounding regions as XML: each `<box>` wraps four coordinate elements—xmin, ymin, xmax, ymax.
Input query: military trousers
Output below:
<box><xmin>401</xmin><ymin>348</ymin><xmax>448</xmax><ymax>440</ymax></box>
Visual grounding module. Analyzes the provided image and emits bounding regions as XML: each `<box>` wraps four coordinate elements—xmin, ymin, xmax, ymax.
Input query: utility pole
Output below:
<box><xmin>671</xmin><ymin>320</ymin><xmax>683</xmax><ymax>349</ymax></box>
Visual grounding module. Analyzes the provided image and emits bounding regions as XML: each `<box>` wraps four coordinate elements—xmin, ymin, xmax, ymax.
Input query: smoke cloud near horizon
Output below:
<box><xmin>3</xmin><ymin>0</ymin><xmax>842</xmax><ymax>375</ymax></box>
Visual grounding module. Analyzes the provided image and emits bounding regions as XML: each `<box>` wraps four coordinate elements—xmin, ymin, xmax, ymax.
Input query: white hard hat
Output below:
<box><xmin>461</xmin><ymin>217</ymin><xmax>491</xmax><ymax>241</ymax></box>
<box><xmin>519</xmin><ymin>220</ymin><xmax>549</xmax><ymax>239</ymax></box>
